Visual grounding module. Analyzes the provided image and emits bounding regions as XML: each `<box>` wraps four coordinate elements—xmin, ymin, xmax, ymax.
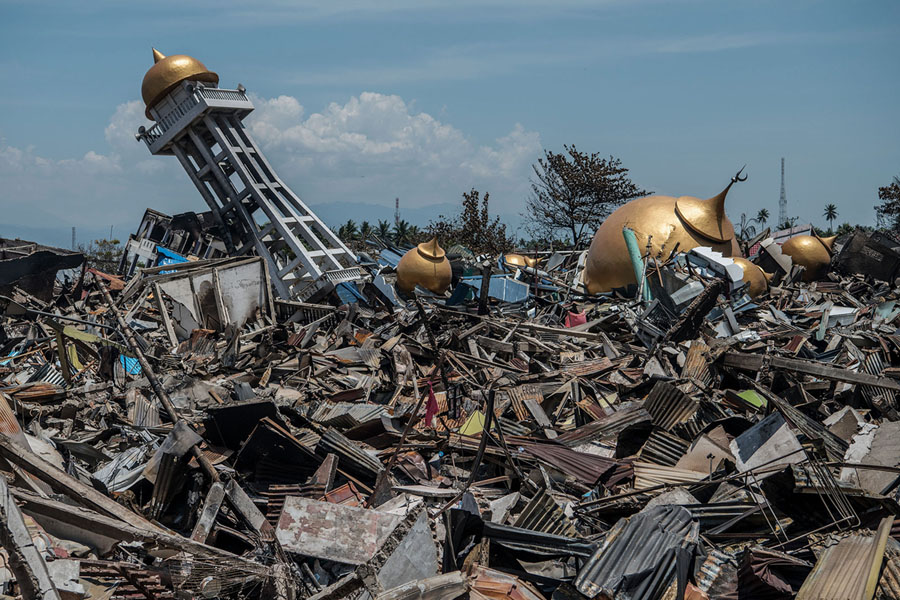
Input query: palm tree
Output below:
<box><xmin>393</xmin><ymin>219</ymin><xmax>412</xmax><ymax>245</ymax></box>
<box><xmin>376</xmin><ymin>219</ymin><xmax>392</xmax><ymax>240</ymax></box>
<box><xmin>737</xmin><ymin>213</ymin><xmax>757</xmax><ymax>240</ymax></box>
<box><xmin>359</xmin><ymin>221</ymin><xmax>373</xmax><ymax>242</ymax></box>
<box><xmin>407</xmin><ymin>224</ymin><xmax>422</xmax><ymax>243</ymax></box>
<box><xmin>823</xmin><ymin>204</ymin><xmax>838</xmax><ymax>234</ymax></box>
<box><xmin>339</xmin><ymin>219</ymin><xmax>358</xmax><ymax>241</ymax></box>
<box><xmin>755</xmin><ymin>208</ymin><xmax>769</xmax><ymax>227</ymax></box>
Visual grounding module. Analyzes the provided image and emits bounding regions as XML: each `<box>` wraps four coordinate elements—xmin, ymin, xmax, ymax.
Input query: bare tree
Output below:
<box><xmin>526</xmin><ymin>146</ymin><xmax>649</xmax><ymax>247</ymax></box>
<box><xmin>876</xmin><ymin>176</ymin><xmax>900</xmax><ymax>231</ymax></box>
<box><xmin>428</xmin><ymin>188</ymin><xmax>512</xmax><ymax>255</ymax></box>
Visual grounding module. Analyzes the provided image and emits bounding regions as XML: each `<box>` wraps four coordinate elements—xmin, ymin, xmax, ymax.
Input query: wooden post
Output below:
<box><xmin>478</xmin><ymin>262</ymin><xmax>491</xmax><ymax>316</ymax></box>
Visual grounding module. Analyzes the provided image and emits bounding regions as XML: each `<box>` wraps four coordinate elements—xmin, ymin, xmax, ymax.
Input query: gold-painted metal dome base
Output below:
<box><xmin>396</xmin><ymin>238</ymin><xmax>452</xmax><ymax>295</ymax></box>
<box><xmin>732</xmin><ymin>256</ymin><xmax>772</xmax><ymax>298</ymax></box>
<box><xmin>781</xmin><ymin>234</ymin><xmax>835</xmax><ymax>282</ymax></box>
<box><xmin>141</xmin><ymin>49</ymin><xmax>219</xmax><ymax>119</ymax></box>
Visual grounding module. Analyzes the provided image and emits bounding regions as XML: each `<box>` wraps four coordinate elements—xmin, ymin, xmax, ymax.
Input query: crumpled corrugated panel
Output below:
<box><xmin>796</xmin><ymin>516</ymin><xmax>893</xmax><ymax>600</ymax></box>
<box><xmin>520</xmin><ymin>440</ymin><xmax>620</xmax><ymax>487</ymax></box>
<box><xmin>574</xmin><ymin>504</ymin><xmax>699</xmax><ymax>599</ymax></box>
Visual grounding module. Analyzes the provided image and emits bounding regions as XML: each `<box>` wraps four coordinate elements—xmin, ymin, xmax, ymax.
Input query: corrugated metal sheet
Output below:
<box><xmin>796</xmin><ymin>516</ymin><xmax>893</xmax><ymax>600</ymax></box>
<box><xmin>632</xmin><ymin>461</ymin><xmax>707</xmax><ymax>490</ymax></box>
<box><xmin>482</xmin><ymin>522</ymin><xmax>597</xmax><ymax>559</ymax></box>
<box><xmin>520</xmin><ymin>440</ymin><xmax>619</xmax><ymax>488</ymax></box>
<box><xmin>561</xmin><ymin>357</ymin><xmax>614</xmax><ymax>377</ymax></box>
<box><xmin>639</xmin><ymin>429</ymin><xmax>689</xmax><ymax>467</ymax></box>
<box><xmin>25</xmin><ymin>362</ymin><xmax>66</xmax><ymax>386</ymax></box>
<box><xmin>316</xmin><ymin>428</ymin><xmax>384</xmax><ymax>484</ymax></box>
<box><xmin>682</xmin><ymin>339</ymin><xmax>713</xmax><ymax>386</ymax></box>
<box><xmin>555</xmin><ymin>403</ymin><xmax>651</xmax><ymax>447</ymax></box>
<box><xmin>128</xmin><ymin>392</ymin><xmax>161</xmax><ymax>428</ymax></box>
<box><xmin>574</xmin><ymin>504</ymin><xmax>698</xmax><ymax>599</ymax></box>
<box><xmin>308</xmin><ymin>401</ymin><xmax>387</xmax><ymax>428</ymax></box>
<box><xmin>507</xmin><ymin>385</ymin><xmax>543</xmax><ymax>423</ymax></box>
<box><xmin>263</xmin><ymin>483</ymin><xmax>327</xmax><ymax>525</ymax></box>
<box><xmin>861</xmin><ymin>352</ymin><xmax>896</xmax><ymax>409</ymax></box>
<box><xmin>694</xmin><ymin>547</ymin><xmax>739</xmax><ymax>598</ymax></box>
<box><xmin>644</xmin><ymin>381</ymin><xmax>698</xmax><ymax>431</ymax></box>
<box><xmin>513</xmin><ymin>488</ymin><xmax>578</xmax><ymax>537</ymax></box>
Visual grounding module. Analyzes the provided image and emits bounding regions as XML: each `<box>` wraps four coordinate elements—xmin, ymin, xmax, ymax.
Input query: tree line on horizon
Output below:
<box><xmin>336</xmin><ymin>146</ymin><xmax>899</xmax><ymax>255</ymax></box>
<box><xmin>81</xmin><ymin>148</ymin><xmax>900</xmax><ymax>270</ymax></box>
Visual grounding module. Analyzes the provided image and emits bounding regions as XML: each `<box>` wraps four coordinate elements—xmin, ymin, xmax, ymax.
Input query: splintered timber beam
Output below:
<box><xmin>13</xmin><ymin>489</ymin><xmax>270</xmax><ymax>577</ymax></box>
<box><xmin>0</xmin><ymin>478</ymin><xmax>61</xmax><ymax>600</ymax></box>
<box><xmin>0</xmin><ymin>434</ymin><xmax>162</xmax><ymax>531</ymax></box>
<box><xmin>721</xmin><ymin>351</ymin><xmax>900</xmax><ymax>392</ymax></box>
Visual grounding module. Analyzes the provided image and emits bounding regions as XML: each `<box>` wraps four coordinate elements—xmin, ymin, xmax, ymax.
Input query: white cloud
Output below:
<box><xmin>1</xmin><ymin>91</ymin><xmax>541</xmax><ymax>241</ymax></box>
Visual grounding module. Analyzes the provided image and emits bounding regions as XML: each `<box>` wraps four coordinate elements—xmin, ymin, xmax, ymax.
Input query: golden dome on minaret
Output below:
<box><xmin>731</xmin><ymin>256</ymin><xmax>772</xmax><ymax>298</ymax></box>
<box><xmin>141</xmin><ymin>48</ymin><xmax>219</xmax><ymax>119</ymax></box>
<box><xmin>781</xmin><ymin>234</ymin><xmax>835</xmax><ymax>282</ymax></box>
<box><xmin>396</xmin><ymin>238</ymin><xmax>452</xmax><ymax>295</ymax></box>
<box><xmin>583</xmin><ymin>170</ymin><xmax>745</xmax><ymax>293</ymax></box>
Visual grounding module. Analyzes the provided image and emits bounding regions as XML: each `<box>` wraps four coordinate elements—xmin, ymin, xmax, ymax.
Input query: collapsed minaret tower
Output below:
<box><xmin>136</xmin><ymin>49</ymin><xmax>361</xmax><ymax>299</ymax></box>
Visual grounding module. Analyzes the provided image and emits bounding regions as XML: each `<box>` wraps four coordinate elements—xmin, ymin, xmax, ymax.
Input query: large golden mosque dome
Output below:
<box><xmin>396</xmin><ymin>238</ymin><xmax>452</xmax><ymax>295</ymax></box>
<box><xmin>141</xmin><ymin>49</ymin><xmax>218</xmax><ymax>119</ymax></box>
<box><xmin>583</xmin><ymin>171</ymin><xmax>745</xmax><ymax>293</ymax></box>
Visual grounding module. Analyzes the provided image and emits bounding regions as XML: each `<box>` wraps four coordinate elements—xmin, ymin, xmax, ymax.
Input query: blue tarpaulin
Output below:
<box><xmin>155</xmin><ymin>246</ymin><xmax>188</xmax><ymax>273</ymax></box>
<box><xmin>120</xmin><ymin>355</ymin><xmax>142</xmax><ymax>375</ymax></box>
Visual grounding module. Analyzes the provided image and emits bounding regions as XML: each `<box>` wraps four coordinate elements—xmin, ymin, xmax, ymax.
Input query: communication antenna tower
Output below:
<box><xmin>778</xmin><ymin>157</ymin><xmax>788</xmax><ymax>227</ymax></box>
<box><xmin>395</xmin><ymin>197</ymin><xmax>400</xmax><ymax>228</ymax></box>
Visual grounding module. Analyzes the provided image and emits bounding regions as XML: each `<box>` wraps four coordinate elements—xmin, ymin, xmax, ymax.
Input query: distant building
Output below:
<box><xmin>118</xmin><ymin>208</ymin><xmax>227</xmax><ymax>277</ymax></box>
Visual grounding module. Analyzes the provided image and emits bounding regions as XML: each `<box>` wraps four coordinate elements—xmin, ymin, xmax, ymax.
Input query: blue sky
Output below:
<box><xmin>1</xmin><ymin>0</ymin><xmax>898</xmax><ymax>248</ymax></box>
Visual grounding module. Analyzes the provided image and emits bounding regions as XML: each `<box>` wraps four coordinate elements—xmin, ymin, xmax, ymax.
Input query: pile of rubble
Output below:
<box><xmin>2</xmin><ymin>227</ymin><xmax>900</xmax><ymax>600</ymax></box>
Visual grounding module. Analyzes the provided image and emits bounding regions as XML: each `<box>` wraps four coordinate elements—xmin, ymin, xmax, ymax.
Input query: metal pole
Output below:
<box><xmin>96</xmin><ymin>279</ymin><xmax>219</xmax><ymax>482</ymax></box>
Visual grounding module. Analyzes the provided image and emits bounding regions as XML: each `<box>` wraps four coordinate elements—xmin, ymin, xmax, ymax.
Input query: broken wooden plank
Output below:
<box><xmin>722</xmin><ymin>351</ymin><xmax>900</xmax><ymax>392</ymax></box>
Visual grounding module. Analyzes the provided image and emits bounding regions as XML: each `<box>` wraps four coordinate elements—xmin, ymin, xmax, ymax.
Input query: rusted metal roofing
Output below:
<box><xmin>574</xmin><ymin>504</ymin><xmax>699</xmax><ymax>599</ymax></box>
<box><xmin>316</xmin><ymin>428</ymin><xmax>384</xmax><ymax>484</ymax></box>
<box><xmin>520</xmin><ymin>440</ymin><xmax>619</xmax><ymax>487</ymax></box>
<box><xmin>560</xmin><ymin>357</ymin><xmax>613</xmax><ymax>377</ymax></box>
<box><xmin>639</xmin><ymin>428</ymin><xmax>690</xmax><ymax>467</ymax></box>
<box><xmin>682</xmin><ymin>339</ymin><xmax>713</xmax><ymax>386</ymax></box>
<box><xmin>513</xmin><ymin>488</ymin><xmax>578</xmax><ymax>537</ymax></box>
<box><xmin>554</xmin><ymin>402</ymin><xmax>651</xmax><ymax>447</ymax></box>
<box><xmin>796</xmin><ymin>516</ymin><xmax>893</xmax><ymax>600</ymax></box>
<box><xmin>643</xmin><ymin>380</ymin><xmax>698</xmax><ymax>431</ymax></box>
<box><xmin>506</xmin><ymin>385</ymin><xmax>544</xmax><ymax>422</ymax></box>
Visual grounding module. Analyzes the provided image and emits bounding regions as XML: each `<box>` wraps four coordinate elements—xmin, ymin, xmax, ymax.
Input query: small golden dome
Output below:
<box><xmin>781</xmin><ymin>234</ymin><xmax>835</xmax><ymax>282</ymax></box>
<box><xmin>396</xmin><ymin>238</ymin><xmax>452</xmax><ymax>294</ymax></box>
<box><xmin>732</xmin><ymin>256</ymin><xmax>771</xmax><ymax>298</ymax></box>
<box><xmin>504</xmin><ymin>253</ymin><xmax>540</xmax><ymax>268</ymax></box>
<box><xmin>583</xmin><ymin>173</ymin><xmax>743</xmax><ymax>293</ymax></box>
<box><xmin>141</xmin><ymin>48</ymin><xmax>219</xmax><ymax>119</ymax></box>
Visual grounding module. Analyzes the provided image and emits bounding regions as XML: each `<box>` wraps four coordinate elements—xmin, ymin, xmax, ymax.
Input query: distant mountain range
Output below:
<box><xmin>3</xmin><ymin>201</ymin><xmax>527</xmax><ymax>250</ymax></box>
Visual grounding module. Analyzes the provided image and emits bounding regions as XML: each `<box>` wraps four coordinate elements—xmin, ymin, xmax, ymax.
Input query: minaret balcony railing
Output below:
<box><xmin>140</xmin><ymin>86</ymin><xmax>253</xmax><ymax>154</ymax></box>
